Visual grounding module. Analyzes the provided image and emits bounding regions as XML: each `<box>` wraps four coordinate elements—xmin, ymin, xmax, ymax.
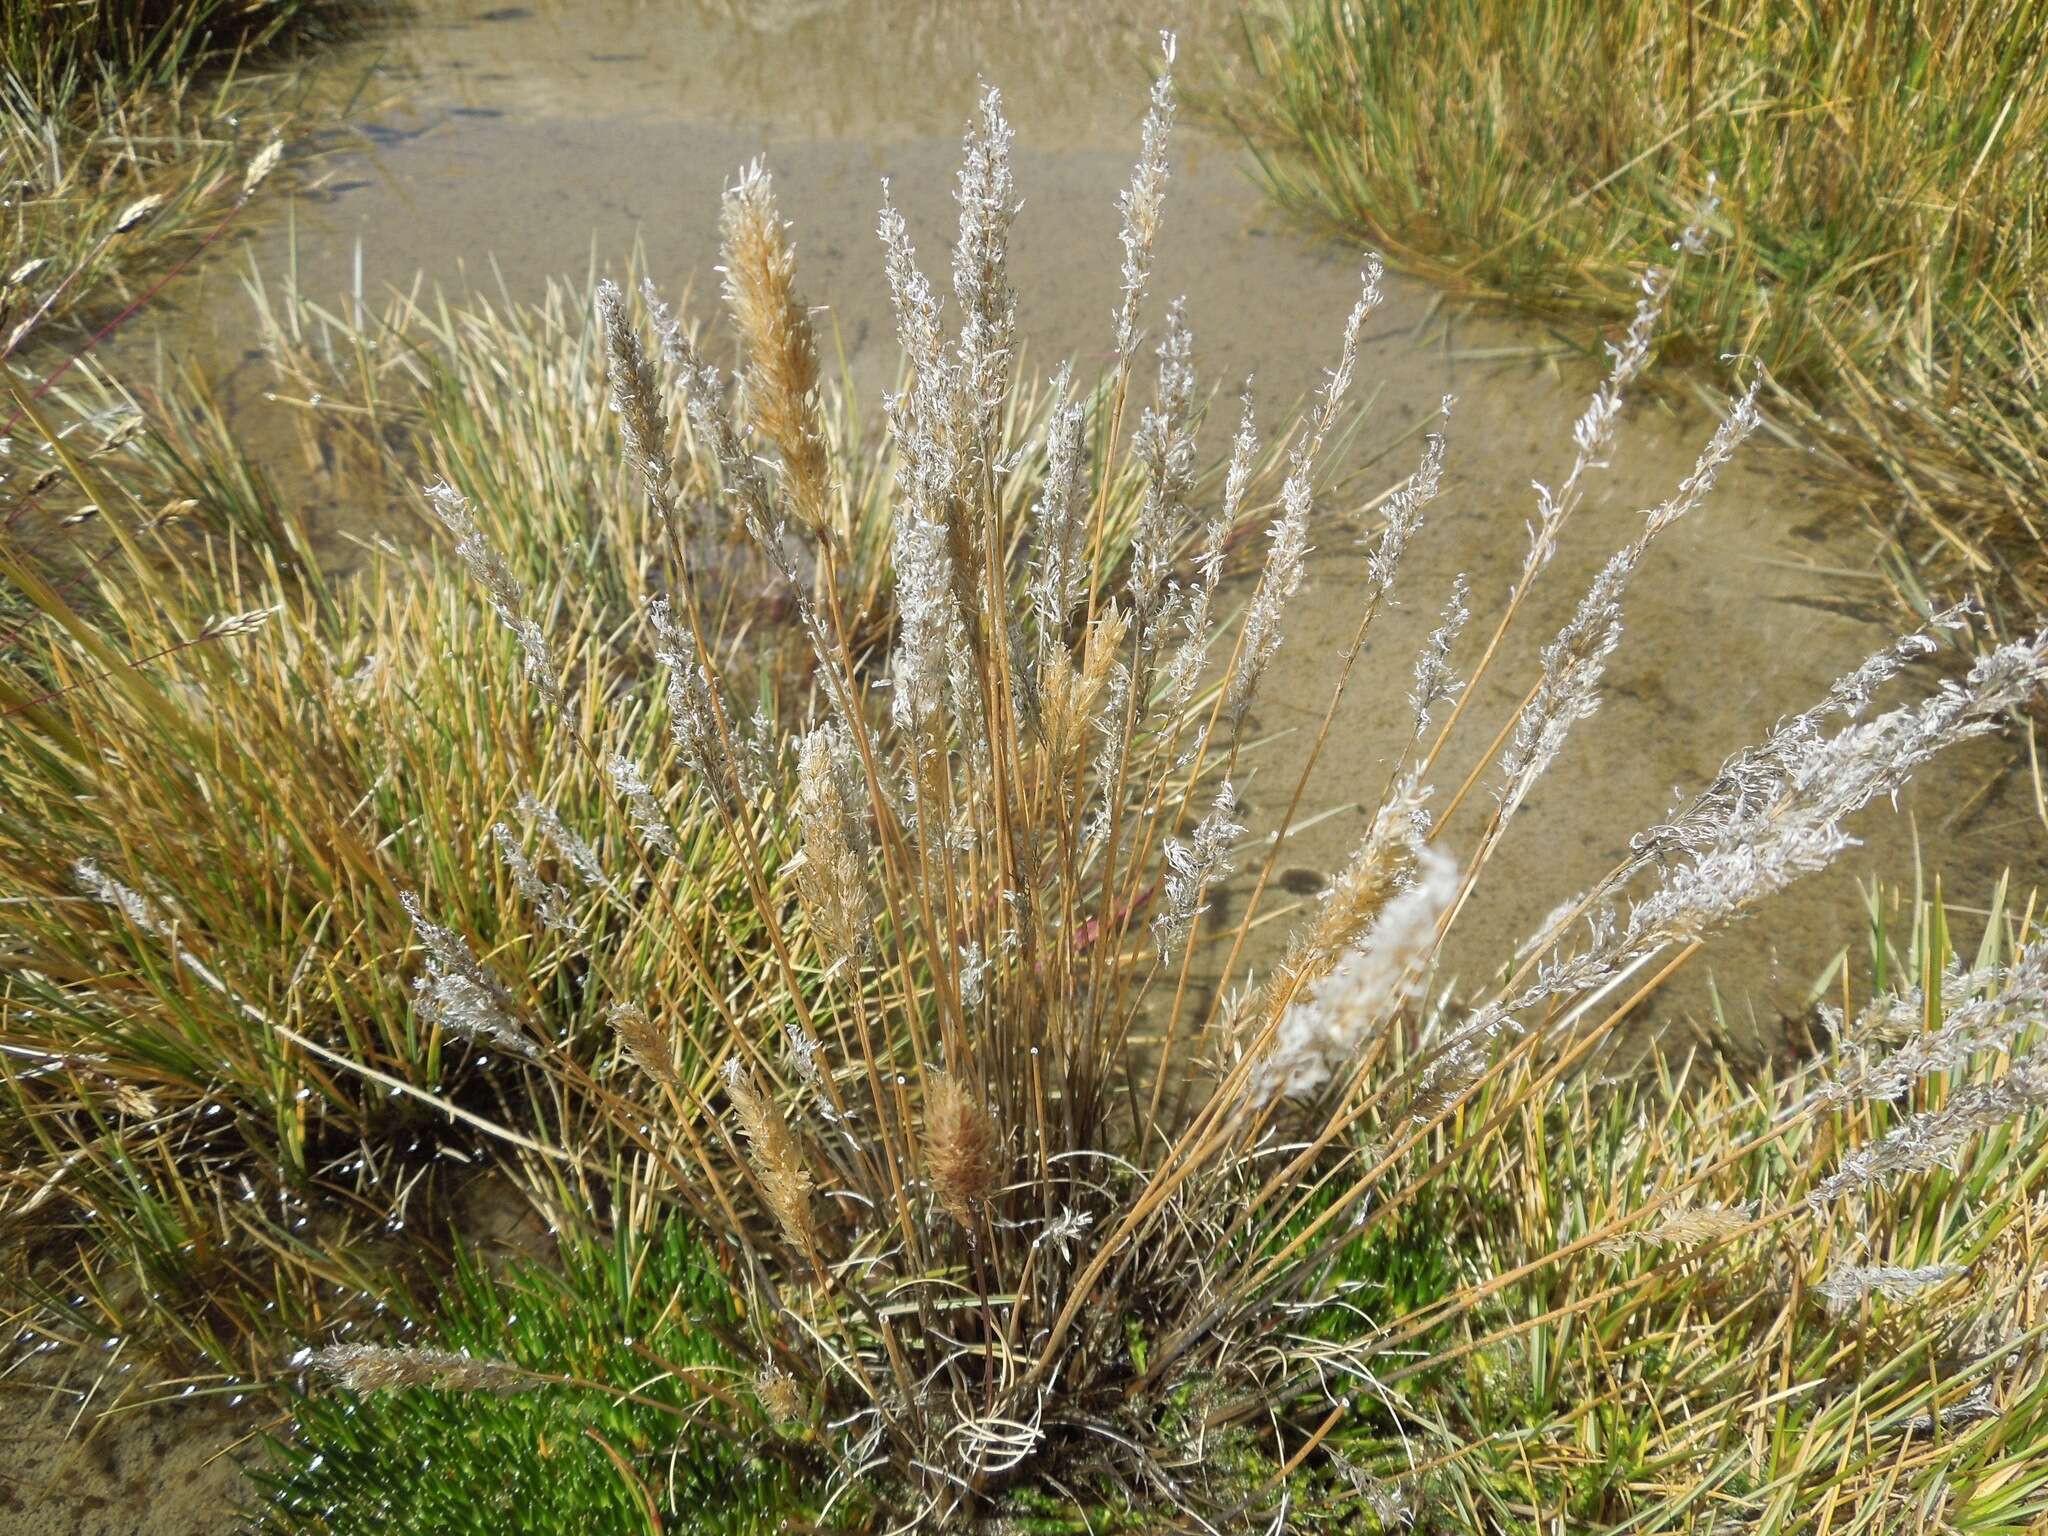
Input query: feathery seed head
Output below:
<box><xmin>1153</xmin><ymin>778</ymin><xmax>1242</xmax><ymax>960</ymax></box>
<box><xmin>605</xmin><ymin>753</ymin><xmax>677</xmax><ymax>856</ymax></box>
<box><xmin>723</xmin><ymin>1058</ymin><xmax>816</xmax><ymax>1251</ymax></box>
<box><xmin>1816</xmin><ymin>1262</ymin><xmax>1967</xmax><ymax>1314</ymax></box>
<box><xmin>720</xmin><ymin>160</ymin><xmax>833</xmax><ymax>535</ymax></box>
<box><xmin>1252</xmin><ymin>838</ymin><xmax>1457</xmax><ymax>1106</ymax></box>
<box><xmin>491</xmin><ymin>822</ymin><xmax>574</xmax><ymax>934</ymax></box>
<box><xmin>302</xmin><ymin>1343</ymin><xmax>529</xmax><ymax>1395</ymax></box>
<box><xmin>608</xmin><ymin>1001</ymin><xmax>677</xmax><ymax>1091</ymax></box>
<box><xmin>926</xmin><ymin>1072</ymin><xmax>1003</xmax><ymax>1231</ymax></box>
<box><xmin>1113</xmin><ymin>32</ymin><xmax>1178</xmax><ymax>357</ymax></box>
<box><xmin>596</xmin><ymin>278</ymin><xmax>676</xmax><ymax>522</ymax></box>
<box><xmin>424</xmin><ymin>480</ymin><xmax>563</xmax><ymax>715</ymax></box>
<box><xmin>793</xmin><ymin>722</ymin><xmax>872</xmax><ymax>970</ymax></box>
<box><xmin>400</xmin><ymin>890</ymin><xmax>534</xmax><ymax>1058</ymax></box>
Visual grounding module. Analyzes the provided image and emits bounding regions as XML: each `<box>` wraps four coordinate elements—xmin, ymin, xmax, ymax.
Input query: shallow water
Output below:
<box><xmin>14</xmin><ymin>2</ymin><xmax>2047</xmax><ymax>1530</ymax></box>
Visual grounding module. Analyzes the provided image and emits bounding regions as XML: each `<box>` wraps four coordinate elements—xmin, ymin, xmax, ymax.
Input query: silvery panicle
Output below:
<box><xmin>1164</xmin><ymin>385</ymin><xmax>1257</xmax><ymax>725</ymax></box>
<box><xmin>1363</xmin><ymin>401</ymin><xmax>1452</xmax><ymax>605</ymax></box>
<box><xmin>645</xmin><ymin>281</ymin><xmax>789</xmax><ymax>571</ymax></box>
<box><xmin>945</xmin><ymin>599</ymin><xmax>992</xmax><ymax>783</ymax></box>
<box><xmin>1809</xmin><ymin>1053</ymin><xmax>2048</xmax><ymax>1208</ymax></box>
<box><xmin>1819</xmin><ymin>943</ymin><xmax>2048</xmax><ymax>1106</ymax></box>
<box><xmin>1027</xmin><ymin>364</ymin><xmax>1089</xmax><ymax>676</ymax></box>
<box><xmin>951</xmin><ymin>83</ymin><xmax>1018</xmax><ymax>452</ymax></box>
<box><xmin>1409</xmin><ymin>572</ymin><xmax>1471</xmax><ymax>740</ymax></box>
<box><xmin>1631</xmin><ymin>604</ymin><xmax>1976</xmax><ymax>870</ymax></box>
<box><xmin>595</xmin><ymin>277</ymin><xmax>676</xmax><ymax>525</ymax></box>
<box><xmin>490</xmin><ymin>822</ymin><xmax>574</xmax><ymax>935</ymax></box>
<box><xmin>1523</xmin><ymin>264</ymin><xmax>1674</xmax><ymax>577</ymax></box>
<box><xmin>1126</xmin><ymin>297</ymin><xmax>1199</xmax><ymax>633</ymax></box>
<box><xmin>1815</xmin><ymin>1262</ymin><xmax>1968</xmax><ymax>1314</ymax></box>
<box><xmin>1226</xmin><ymin>260</ymin><xmax>1383</xmax><ymax>733</ymax></box>
<box><xmin>1152</xmin><ymin>777</ymin><xmax>1243</xmax><ymax>962</ymax></box>
<box><xmin>648</xmin><ymin>595</ymin><xmax>737</xmax><ymax>807</ymax></box>
<box><xmin>1498</xmin><ymin>382</ymin><xmax>1762</xmax><ymax>816</ymax></box>
<box><xmin>74</xmin><ymin>858</ymin><xmax>172</xmax><ymax>940</ymax></box>
<box><xmin>424</xmin><ymin>480</ymin><xmax>563</xmax><ymax>718</ymax></box>
<box><xmin>1904</xmin><ymin>1384</ymin><xmax>2001</xmax><ymax>1437</ymax></box>
<box><xmin>1623</xmin><ymin>632</ymin><xmax>2048</xmax><ymax>951</ymax></box>
<box><xmin>876</xmin><ymin>187</ymin><xmax>972</xmax><ymax>754</ymax></box>
<box><xmin>517</xmin><ymin>791</ymin><xmax>609</xmax><ymax>889</ymax></box>
<box><xmin>606</xmin><ymin>752</ymin><xmax>677</xmax><ymax>857</ymax></box>
<box><xmin>399</xmin><ymin>891</ymin><xmax>535</xmax><ymax>1059</ymax></box>
<box><xmin>1113</xmin><ymin>32</ymin><xmax>1177</xmax><ymax>360</ymax></box>
<box><xmin>878</xmin><ymin>183</ymin><xmax>946</xmax><ymax>387</ymax></box>
<box><xmin>1420</xmin><ymin>633</ymin><xmax>2048</xmax><ymax>1119</ymax></box>
<box><xmin>1518</xmin><ymin>179</ymin><xmax>1726</xmax><ymax>575</ymax></box>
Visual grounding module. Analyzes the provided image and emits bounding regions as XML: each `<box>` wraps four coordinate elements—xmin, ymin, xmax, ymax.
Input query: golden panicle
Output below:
<box><xmin>723</xmin><ymin>1058</ymin><xmax>816</xmax><ymax>1252</ymax></box>
<box><xmin>1033</xmin><ymin>642</ymin><xmax>1085</xmax><ymax>773</ymax></box>
<box><xmin>1595</xmin><ymin>1201</ymin><xmax>1754</xmax><ymax>1256</ymax></box>
<box><xmin>925</xmin><ymin>1072</ymin><xmax>1002</xmax><ymax>1231</ymax></box>
<box><xmin>110</xmin><ymin>1080</ymin><xmax>162</xmax><ymax>1120</ymax></box>
<box><xmin>720</xmin><ymin>160</ymin><xmax>834</xmax><ymax>540</ymax></box>
<box><xmin>793</xmin><ymin>725</ymin><xmax>871</xmax><ymax>970</ymax></box>
<box><xmin>757</xmin><ymin>1364</ymin><xmax>804</xmax><ymax>1425</ymax></box>
<box><xmin>1244</xmin><ymin>782</ymin><xmax>1425</xmax><ymax>1034</ymax></box>
<box><xmin>1036</xmin><ymin>606</ymin><xmax>1128</xmax><ymax>774</ymax></box>
<box><xmin>608</xmin><ymin>1001</ymin><xmax>678</xmax><ymax>1091</ymax></box>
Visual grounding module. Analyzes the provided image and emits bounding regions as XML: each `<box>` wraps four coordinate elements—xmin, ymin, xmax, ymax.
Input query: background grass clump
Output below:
<box><xmin>1</xmin><ymin>0</ymin><xmax>354</xmax><ymax>352</ymax></box>
<box><xmin>1222</xmin><ymin>0</ymin><xmax>2048</xmax><ymax>619</ymax></box>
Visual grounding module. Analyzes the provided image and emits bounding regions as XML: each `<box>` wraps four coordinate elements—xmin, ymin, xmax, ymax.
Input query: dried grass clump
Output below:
<box><xmin>1323</xmin><ymin>882</ymin><xmax>2048</xmax><ymax>1529</ymax></box>
<box><xmin>0</xmin><ymin>0</ymin><xmax>327</xmax><ymax>354</ymax></box>
<box><xmin>256</xmin><ymin>36</ymin><xmax>2048</xmax><ymax>1531</ymax></box>
<box><xmin>0</xmin><ymin>177</ymin><xmax>1260</xmax><ymax>1378</ymax></box>
<box><xmin>11</xmin><ymin>31</ymin><xmax>2047</xmax><ymax>1534</ymax></box>
<box><xmin>271</xmin><ymin>40</ymin><xmax>2048</xmax><ymax>1527</ymax></box>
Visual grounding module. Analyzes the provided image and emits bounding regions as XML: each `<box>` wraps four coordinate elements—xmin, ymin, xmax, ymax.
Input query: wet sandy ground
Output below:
<box><xmin>1</xmin><ymin>1379</ymin><xmax>257</xmax><ymax>1536</ymax></box>
<box><xmin>9</xmin><ymin>0</ymin><xmax>2045</xmax><ymax>1529</ymax></box>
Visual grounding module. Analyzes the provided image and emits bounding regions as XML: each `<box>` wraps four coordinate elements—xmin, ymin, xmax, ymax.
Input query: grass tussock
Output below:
<box><xmin>0</xmin><ymin>0</ymin><xmax>344</xmax><ymax>354</ymax></box>
<box><xmin>1309</xmin><ymin>877</ymin><xmax>2048</xmax><ymax>1530</ymax></box>
<box><xmin>1219</xmin><ymin>0</ymin><xmax>2048</xmax><ymax>619</ymax></box>
<box><xmin>5</xmin><ymin>35</ymin><xmax>2047</xmax><ymax>1534</ymax></box>
<box><xmin>211</xmin><ymin>44</ymin><xmax>2048</xmax><ymax>1531</ymax></box>
<box><xmin>0</xmin><ymin>232</ymin><xmax>1278</xmax><ymax>1377</ymax></box>
<box><xmin>0</xmin><ymin>271</ymin><xmax>765</xmax><ymax>1375</ymax></box>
